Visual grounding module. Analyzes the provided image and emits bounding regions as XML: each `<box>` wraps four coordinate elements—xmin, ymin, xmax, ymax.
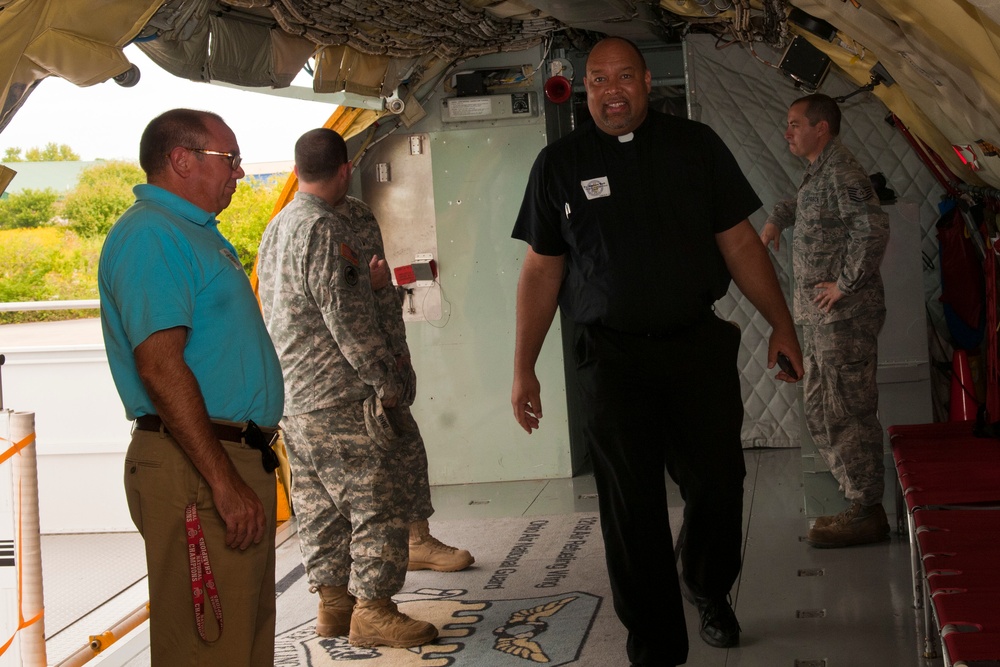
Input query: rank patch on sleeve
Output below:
<box><xmin>344</xmin><ymin>264</ymin><xmax>359</xmax><ymax>286</ymax></box>
<box><xmin>340</xmin><ymin>243</ymin><xmax>359</xmax><ymax>266</ymax></box>
<box><xmin>847</xmin><ymin>184</ymin><xmax>875</xmax><ymax>203</ymax></box>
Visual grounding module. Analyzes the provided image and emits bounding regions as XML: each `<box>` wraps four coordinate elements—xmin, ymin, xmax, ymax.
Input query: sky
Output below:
<box><xmin>0</xmin><ymin>44</ymin><xmax>338</xmax><ymax>164</ymax></box>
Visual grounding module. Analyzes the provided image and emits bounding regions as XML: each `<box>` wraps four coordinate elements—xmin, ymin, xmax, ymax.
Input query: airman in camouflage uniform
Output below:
<box><xmin>761</xmin><ymin>94</ymin><xmax>890</xmax><ymax>548</ymax></box>
<box><xmin>256</xmin><ymin>128</ymin><xmax>471</xmax><ymax>649</ymax></box>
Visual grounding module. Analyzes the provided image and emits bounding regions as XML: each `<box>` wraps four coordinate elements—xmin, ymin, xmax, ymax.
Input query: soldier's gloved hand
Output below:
<box><xmin>376</xmin><ymin>357</ymin><xmax>402</xmax><ymax>408</ymax></box>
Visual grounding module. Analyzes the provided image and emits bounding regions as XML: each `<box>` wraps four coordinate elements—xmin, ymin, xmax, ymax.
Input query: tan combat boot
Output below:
<box><xmin>806</xmin><ymin>502</ymin><xmax>890</xmax><ymax>548</ymax></box>
<box><xmin>408</xmin><ymin>519</ymin><xmax>475</xmax><ymax>572</ymax></box>
<box><xmin>812</xmin><ymin>504</ymin><xmax>855</xmax><ymax>530</ymax></box>
<box><xmin>314</xmin><ymin>585</ymin><xmax>356</xmax><ymax>637</ymax></box>
<box><xmin>348</xmin><ymin>598</ymin><xmax>439</xmax><ymax>648</ymax></box>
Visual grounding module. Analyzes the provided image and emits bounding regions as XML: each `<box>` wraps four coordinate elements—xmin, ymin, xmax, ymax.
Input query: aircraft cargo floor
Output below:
<box><xmin>41</xmin><ymin>448</ymin><xmax>943</xmax><ymax>666</ymax></box>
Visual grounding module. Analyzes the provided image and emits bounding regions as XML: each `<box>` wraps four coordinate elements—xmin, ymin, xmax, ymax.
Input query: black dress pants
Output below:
<box><xmin>573</xmin><ymin>315</ymin><xmax>746</xmax><ymax>666</ymax></box>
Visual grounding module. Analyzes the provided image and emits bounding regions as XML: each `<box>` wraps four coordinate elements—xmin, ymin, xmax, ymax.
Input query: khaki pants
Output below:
<box><xmin>124</xmin><ymin>429</ymin><xmax>276</xmax><ymax>666</ymax></box>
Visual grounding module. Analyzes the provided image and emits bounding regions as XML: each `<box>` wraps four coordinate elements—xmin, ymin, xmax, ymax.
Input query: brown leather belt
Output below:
<box><xmin>134</xmin><ymin>414</ymin><xmax>277</xmax><ymax>443</ymax></box>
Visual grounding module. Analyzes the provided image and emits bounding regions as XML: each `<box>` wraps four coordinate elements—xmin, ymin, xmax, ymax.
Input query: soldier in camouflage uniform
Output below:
<box><xmin>256</xmin><ymin>128</ymin><xmax>472</xmax><ymax>649</ymax></box>
<box><xmin>761</xmin><ymin>93</ymin><xmax>891</xmax><ymax>548</ymax></box>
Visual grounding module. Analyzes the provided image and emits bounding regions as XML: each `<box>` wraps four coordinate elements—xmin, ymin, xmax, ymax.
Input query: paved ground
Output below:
<box><xmin>0</xmin><ymin>317</ymin><xmax>103</xmax><ymax>349</ymax></box>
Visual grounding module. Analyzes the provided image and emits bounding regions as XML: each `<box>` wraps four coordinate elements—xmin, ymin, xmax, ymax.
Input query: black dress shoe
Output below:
<box><xmin>680</xmin><ymin>579</ymin><xmax>741</xmax><ymax>648</ymax></box>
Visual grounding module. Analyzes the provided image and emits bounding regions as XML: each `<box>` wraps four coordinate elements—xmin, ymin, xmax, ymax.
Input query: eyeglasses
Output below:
<box><xmin>187</xmin><ymin>148</ymin><xmax>242</xmax><ymax>171</ymax></box>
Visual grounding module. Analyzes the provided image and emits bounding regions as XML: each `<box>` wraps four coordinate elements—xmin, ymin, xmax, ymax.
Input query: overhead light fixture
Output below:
<box><xmin>544</xmin><ymin>76</ymin><xmax>571</xmax><ymax>104</ymax></box>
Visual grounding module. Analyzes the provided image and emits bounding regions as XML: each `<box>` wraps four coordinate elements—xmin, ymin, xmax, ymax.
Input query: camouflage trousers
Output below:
<box><xmin>280</xmin><ymin>401</ymin><xmax>434</xmax><ymax>599</ymax></box>
<box><xmin>802</xmin><ymin>311</ymin><xmax>886</xmax><ymax>505</ymax></box>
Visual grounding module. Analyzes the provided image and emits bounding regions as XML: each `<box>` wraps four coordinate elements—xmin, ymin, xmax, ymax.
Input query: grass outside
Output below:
<box><xmin>0</xmin><ymin>227</ymin><xmax>101</xmax><ymax>324</ymax></box>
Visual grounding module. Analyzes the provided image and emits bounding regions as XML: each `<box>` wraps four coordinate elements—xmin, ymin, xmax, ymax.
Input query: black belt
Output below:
<box><xmin>135</xmin><ymin>414</ymin><xmax>276</xmax><ymax>442</ymax></box>
<box><xmin>134</xmin><ymin>414</ymin><xmax>280</xmax><ymax>473</ymax></box>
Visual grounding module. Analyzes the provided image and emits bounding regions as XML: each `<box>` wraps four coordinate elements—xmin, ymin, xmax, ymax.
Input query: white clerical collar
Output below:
<box><xmin>618</xmin><ymin>132</ymin><xmax>634</xmax><ymax>143</ymax></box>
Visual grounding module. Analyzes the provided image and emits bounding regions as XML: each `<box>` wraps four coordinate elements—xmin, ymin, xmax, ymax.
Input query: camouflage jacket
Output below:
<box><xmin>767</xmin><ymin>137</ymin><xmax>889</xmax><ymax>325</ymax></box>
<box><xmin>257</xmin><ymin>192</ymin><xmax>409</xmax><ymax>415</ymax></box>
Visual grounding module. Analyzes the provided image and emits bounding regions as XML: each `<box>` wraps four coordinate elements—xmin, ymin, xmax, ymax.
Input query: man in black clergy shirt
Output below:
<box><xmin>510</xmin><ymin>37</ymin><xmax>803</xmax><ymax>667</ymax></box>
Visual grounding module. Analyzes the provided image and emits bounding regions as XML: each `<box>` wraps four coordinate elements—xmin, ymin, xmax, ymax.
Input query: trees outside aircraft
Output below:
<box><xmin>3</xmin><ymin>143</ymin><xmax>80</xmax><ymax>162</ymax></box>
<box><xmin>0</xmin><ymin>153</ymin><xmax>288</xmax><ymax>323</ymax></box>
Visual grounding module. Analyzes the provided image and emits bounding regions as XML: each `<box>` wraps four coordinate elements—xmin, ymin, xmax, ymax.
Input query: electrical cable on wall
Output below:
<box><xmin>422</xmin><ymin>275</ymin><xmax>450</xmax><ymax>329</ymax></box>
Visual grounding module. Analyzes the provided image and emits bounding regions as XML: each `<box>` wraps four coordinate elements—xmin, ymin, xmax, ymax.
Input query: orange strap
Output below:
<box><xmin>0</xmin><ymin>431</ymin><xmax>33</xmax><ymax>466</ymax></box>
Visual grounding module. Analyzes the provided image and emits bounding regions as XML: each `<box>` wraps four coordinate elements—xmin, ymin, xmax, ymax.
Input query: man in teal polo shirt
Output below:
<box><xmin>99</xmin><ymin>108</ymin><xmax>284</xmax><ymax>666</ymax></box>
